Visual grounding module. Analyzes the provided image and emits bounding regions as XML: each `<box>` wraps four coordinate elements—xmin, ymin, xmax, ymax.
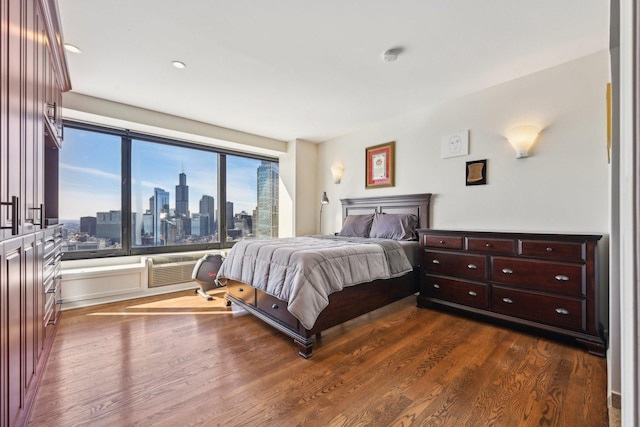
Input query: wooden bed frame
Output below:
<box><xmin>224</xmin><ymin>193</ymin><xmax>432</xmax><ymax>358</ymax></box>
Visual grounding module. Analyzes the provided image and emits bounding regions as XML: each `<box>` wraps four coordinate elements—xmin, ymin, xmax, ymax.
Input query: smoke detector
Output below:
<box><xmin>382</xmin><ymin>48</ymin><xmax>403</xmax><ymax>62</ymax></box>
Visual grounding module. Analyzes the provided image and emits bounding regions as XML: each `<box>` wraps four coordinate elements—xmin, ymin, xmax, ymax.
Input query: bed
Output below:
<box><xmin>219</xmin><ymin>193</ymin><xmax>432</xmax><ymax>358</ymax></box>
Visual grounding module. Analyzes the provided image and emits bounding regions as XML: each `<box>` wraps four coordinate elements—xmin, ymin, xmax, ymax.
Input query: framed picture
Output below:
<box><xmin>365</xmin><ymin>141</ymin><xmax>395</xmax><ymax>188</ymax></box>
<box><xmin>442</xmin><ymin>130</ymin><xmax>469</xmax><ymax>158</ymax></box>
<box><xmin>466</xmin><ymin>159</ymin><xmax>487</xmax><ymax>186</ymax></box>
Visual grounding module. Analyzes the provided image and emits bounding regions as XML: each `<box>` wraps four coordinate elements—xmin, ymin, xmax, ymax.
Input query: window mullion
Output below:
<box><xmin>122</xmin><ymin>134</ymin><xmax>132</xmax><ymax>255</ymax></box>
<box><xmin>218</xmin><ymin>154</ymin><xmax>227</xmax><ymax>246</ymax></box>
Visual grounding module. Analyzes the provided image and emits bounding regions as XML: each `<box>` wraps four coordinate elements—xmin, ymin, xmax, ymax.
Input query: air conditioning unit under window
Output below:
<box><xmin>146</xmin><ymin>253</ymin><xmax>205</xmax><ymax>287</ymax></box>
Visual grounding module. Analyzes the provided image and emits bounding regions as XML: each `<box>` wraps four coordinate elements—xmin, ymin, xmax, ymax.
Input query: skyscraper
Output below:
<box><xmin>96</xmin><ymin>210</ymin><xmax>121</xmax><ymax>244</ymax></box>
<box><xmin>199</xmin><ymin>195</ymin><xmax>215</xmax><ymax>236</ymax></box>
<box><xmin>226</xmin><ymin>201</ymin><xmax>234</xmax><ymax>230</ymax></box>
<box><xmin>152</xmin><ymin>187</ymin><xmax>170</xmax><ymax>245</ymax></box>
<box><xmin>80</xmin><ymin>216</ymin><xmax>97</xmax><ymax>236</ymax></box>
<box><xmin>175</xmin><ymin>171</ymin><xmax>189</xmax><ymax>217</ymax></box>
<box><xmin>256</xmin><ymin>161</ymin><xmax>279</xmax><ymax>238</ymax></box>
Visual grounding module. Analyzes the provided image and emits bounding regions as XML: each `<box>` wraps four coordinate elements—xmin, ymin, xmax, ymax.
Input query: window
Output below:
<box><xmin>131</xmin><ymin>139</ymin><xmax>218</xmax><ymax>248</ymax></box>
<box><xmin>59</xmin><ymin>127</ymin><xmax>122</xmax><ymax>254</ymax></box>
<box><xmin>60</xmin><ymin>122</ymin><xmax>279</xmax><ymax>259</ymax></box>
<box><xmin>226</xmin><ymin>155</ymin><xmax>279</xmax><ymax>241</ymax></box>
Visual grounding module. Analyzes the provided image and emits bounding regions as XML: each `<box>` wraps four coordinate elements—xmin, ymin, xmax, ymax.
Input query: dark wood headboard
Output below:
<box><xmin>340</xmin><ymin>193</ymin><xmax>432</xmax><ymax>229</ymax></box>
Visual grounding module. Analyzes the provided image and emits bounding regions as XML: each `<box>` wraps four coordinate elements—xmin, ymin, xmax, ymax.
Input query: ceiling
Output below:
<box><xmin>57</xmin><ymin>0</ymin><xmax>609</xmax><ymax>143</ymax></box>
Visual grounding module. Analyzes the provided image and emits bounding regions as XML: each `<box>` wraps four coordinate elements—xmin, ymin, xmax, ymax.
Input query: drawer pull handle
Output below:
<box><xmin>433</xmin><ymin>284</ymin><xmax>440</xmax><ymax>289</ymax></box>
<box><xmin>546</xmin><ymin>247</ymin><xmax>553</xmax><ymax>252</ymax></box>
<box><xmin>271</xmin><ymin>304</ymin><xmax>279</xmax><ymax>310</ymax></box>
<box><xmin>485</xmin><ymin>243</ymin><xmax>492</xmax><ymax>248</ymax></box>
<box><xmin>555</xmin><ymin>275</ymin><xmax>569</xmax><ymax>281</ymax></box>
<box><xmin>238</xmin><ymin>288</ymin><xmax>244</xmax><ymax>292</ymax></box>
<box><xmin>501</xmin><ymin>268</ymin><xmax>513</xmax><ymax>274</ymax></box>
<box><xmin>439</xmin><ymin>240</ymin><xmax>445</xmax><ymax>244</ymax></box>
<box><xmin>555</xmin><ymin>308</ymin><xmax>569</xmax><ymax>315</ymax></box>
<box><xmin>467</xmin><ymin>264</ymin><xmax>477</xmax><ymax>269</ymax></box>
<box><xmin>468</xmin><ymin>291</ymin><xmax>477</xmax><ymax>297</ymax></box>
<box><xmin>502</xmin><ymin>298</ymin><xmax>513</xmax><ymax>304</ymax></box>
<box><xmin>432</xmin><ymin>259</ymin><xmax>440</xmax><ymax>264</ymax></box>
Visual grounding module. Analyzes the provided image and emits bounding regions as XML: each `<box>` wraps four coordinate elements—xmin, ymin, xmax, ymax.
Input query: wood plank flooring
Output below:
<box><xmin>28</xmin><ymin>290</ymin><xmax>608</xmax><ymax>426</ymax></box>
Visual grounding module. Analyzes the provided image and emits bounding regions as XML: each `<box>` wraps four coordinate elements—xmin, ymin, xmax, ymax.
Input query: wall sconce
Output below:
<box><xmin>330</xmin><ymin>164</ymin><xmax>344</xmax><ymax>184</ymax></box>
<box><xmin>319</xmin><ymin>192</ymin><xmax>329</xmax><ymax>234</ymax></box>
<box><xmin>504</xmin><ymin>125</ymin><xmax>541</xmax><ymax>158</ymax></box>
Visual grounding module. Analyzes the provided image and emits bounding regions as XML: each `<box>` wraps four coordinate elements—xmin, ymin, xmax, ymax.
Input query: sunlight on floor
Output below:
<box><xmin>85</xmin><ymin>290</ymin><xmax>247</xmax><ymax>317</ymax></box>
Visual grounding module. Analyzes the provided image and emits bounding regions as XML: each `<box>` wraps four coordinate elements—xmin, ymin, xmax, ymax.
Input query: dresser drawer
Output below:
<box><xmin>491</xmin><ymin>257</ymin><xmax>584</xmax><ymax>297</ymax></box>
<box><xmin>423</xmin><ymin>235</ymin><xmax>463</xmax><ymax>250</ymax></box>
<box><xmin>226</xmin><ymin>281</ymin><xmax>256</xmax><ymax>306</ymax></box>
<box><xmin>257</xmin><ymin>291</ymin><xmax>299</xmax><ymax>329</ymax></box>
<box><xmin>423</xmin><ymin>275</ymin><xmax>488</xmax><ymax>309</ymax></box>
<box><xmin>424</xmin><ymin>250</ymin><xmax>486</xmax><ymax>281</ymax></box>
<box><xmin>519</xmin><ymin>239</ymin><xmax>585</xmax><ymax>262</ymax></box>
<box><xmin>466</xmin><ymin>237</ymin><xmax>515</xmax><ymax>255</ymax></box>
<box><xmin>492</xmin><ymin>286</ymin><xmax>586</xmax><ymax>332</ymax></box>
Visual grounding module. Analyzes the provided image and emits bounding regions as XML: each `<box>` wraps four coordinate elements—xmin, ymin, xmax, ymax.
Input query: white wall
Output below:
<box><xmin>318</xmin><ymin>51</ymin><xmax>610</xmax><ymax>236</ymax></box>
<box><xmin>617</xmin><ymin>0</ymin><xmax>638</xmax><ymax>422</ymax></box>
<box><xmin>278</xmin><ymin>139</ymin><xmax>318</xmax><ymax>237</ymax></box>
<box><xmin>318</xmin><ymin>50</ymin><xmax>615</xmax><ymax>397</ymax></box>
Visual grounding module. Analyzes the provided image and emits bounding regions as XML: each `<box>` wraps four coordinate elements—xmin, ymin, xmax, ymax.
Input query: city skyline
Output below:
<box><xmin>59</xmin><ymin>129</ymin><xmax>268</xmax><ymax>220</ymax></box>
<box><xmin>64</xmin><ymin>164</ymin><xmax>278</xmax><ymax>251</ymax></box>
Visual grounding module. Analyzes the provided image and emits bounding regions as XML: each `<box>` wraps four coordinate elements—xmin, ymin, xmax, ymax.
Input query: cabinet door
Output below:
<box><xmin>1</xmin><ymin>0</ymin><xmax>23</xmax><ymax>241</ymax></box>
<box><xmin>22</xmin><ymin>0</ymin><xmax>38</xmax><ymax>235</ymax></box>
<box><xmin>3</xmin><ymin>237</ymin><xmax>25</xmax><ymax>427</ymax></box>
<box><xmin>23</xmin><ymin>235</ymin><xmax>37</xmax><ymax>395</ymax></box>
<box><xmin>21</xmin><ymin>2</ymin><xmax>43</xmax><ymax>234</ymax></box>
<box><xmin>0</xmin><ymin>0</ymin><xmax>7</xmax><ymax>242</ymax></box>
<box><xmin>35</xmin><ymin>233</ymin><xmax>45</xmax><ymax>362</ymax></box>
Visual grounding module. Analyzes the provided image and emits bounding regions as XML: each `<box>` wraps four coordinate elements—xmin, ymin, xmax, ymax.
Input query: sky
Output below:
<box><xmin>59</xmin><ymin>127</ymin><xmax>267</xmax><ymax>220</ymax></box>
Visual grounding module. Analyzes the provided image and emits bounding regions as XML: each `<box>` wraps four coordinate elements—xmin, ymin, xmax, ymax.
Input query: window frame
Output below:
<box><xmin>61</xmin><ymin>120</ymin><xmax>279</xmax><ymax>260</ymax></box>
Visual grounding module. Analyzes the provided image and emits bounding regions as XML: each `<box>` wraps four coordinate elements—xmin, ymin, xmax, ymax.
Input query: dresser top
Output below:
<box><xmin>417</xmin><ymin>229</ymin><xmax>602</xmax><ymax>242</ymax></box>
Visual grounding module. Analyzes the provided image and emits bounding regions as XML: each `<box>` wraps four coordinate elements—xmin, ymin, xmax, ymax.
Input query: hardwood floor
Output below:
<box><xmin>28</xmin><ymin>290</ymin><xmax>608</xmax><ymax>426</ymax></box>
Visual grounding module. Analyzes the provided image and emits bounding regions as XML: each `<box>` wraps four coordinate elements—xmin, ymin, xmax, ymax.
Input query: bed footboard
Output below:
<box><xmin>225</xmin><ymin>268</ymin><xmax>419</xmax><ymax>358</ymax></box>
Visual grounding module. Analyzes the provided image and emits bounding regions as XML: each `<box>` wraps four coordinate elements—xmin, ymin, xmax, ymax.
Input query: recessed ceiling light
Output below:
<box><xmin>172</xmin><ymin>61</ymin><xmax>186</xmax><ymax>69</ymax></box>
<box><xmin>64</xmin><ymin>44</ymin><xmax>82</xmax><ymax>54</ymax></box>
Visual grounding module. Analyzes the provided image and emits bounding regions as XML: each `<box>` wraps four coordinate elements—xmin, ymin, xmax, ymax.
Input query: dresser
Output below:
<box><xmin>417</xmin><ymin>229</ymin><xmax>605</xmax><ymax>356</ymax></box>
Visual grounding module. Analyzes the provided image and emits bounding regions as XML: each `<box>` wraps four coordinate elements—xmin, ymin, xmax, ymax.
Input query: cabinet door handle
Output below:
<box><xmin>432</xmin><ymin>259</ymin><xmax>440</xmax><ymax>264</ymax></box>
<box><xmin>555</xmin><ymin>275</ymin><xmax>569</xmax><ymax>281</ymax></box>
<box><xmin>29</xmin><ymin>203</ymin><xmax>44</xmax><ymax>229</ymax></box>
<box><xmin>555</xmin><ymin>308</ymin><xmax>569</xmax><ymax>315</ymax></box>
<box><xmin>502</xmin><ymin>298</ymin><xmax>513</xmax><ymax>304</ymax></box>
<box><xmin>467</xmin><ymin>264</ymin><xmax>477</xmax><ymax>269</ymax></box>
<box><xmin>1</xmin><ymin>196</ymin><xmax>19</xmax><ymax>235</ymax></box>
<box><xmin>468</xmin><ymin>291</ymin><xmax>477</xmax><ymax>297</ymax></box>
<box><xmin>501</xmin><ymin>268</ymin><xmax>513</xmax><ymax>274</ymax></box>
<box><xmin>433</xmin><ymin>284</ymin><xmax>440</xmax><ymax>289</ymax></box>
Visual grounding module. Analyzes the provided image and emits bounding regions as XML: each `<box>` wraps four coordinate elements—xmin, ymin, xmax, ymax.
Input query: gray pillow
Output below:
<box><xmin>369</xmin><ymin>213</ymin><xmax>419</xmax><ymax>240</ymax></box>
<box><xmin>338</xmin><ymin>214</ymin><xmax>375</xmax><ymax>237</ymax></box>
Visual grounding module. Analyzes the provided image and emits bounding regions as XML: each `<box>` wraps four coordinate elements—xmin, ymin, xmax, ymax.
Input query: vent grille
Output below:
<box><xmin>147</xmin><ymin>254</ymin><xmax>202</xmax><ymax>288</ymax></box>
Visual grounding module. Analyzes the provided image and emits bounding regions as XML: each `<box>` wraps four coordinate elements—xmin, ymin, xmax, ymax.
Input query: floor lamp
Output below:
<box><xmin>319</xmin><ymin>192</ymin><xmax>329</xmax><ymax>234</ymax></box>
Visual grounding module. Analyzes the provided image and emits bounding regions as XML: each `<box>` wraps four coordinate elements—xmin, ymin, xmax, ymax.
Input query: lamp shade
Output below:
<box><xmin>330</xmin><ymin>165</ymin><xmax>344</xmax><ymax>184</ymax></box>
<box><xmin>504</xmin><ymin>125</ymin><xmax>540</xmax><ymax>158</ymax></box>
<box><xmin>321</xmin><ymin>192</ymin><xmax>329</xmax><ymax>205</ymax></box>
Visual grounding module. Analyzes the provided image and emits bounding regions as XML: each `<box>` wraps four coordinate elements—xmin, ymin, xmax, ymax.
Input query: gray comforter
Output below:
<box><xmin>217</xmin><ymin>236</ymin><xmax>413</xmax><ymax>329</ymax></box>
